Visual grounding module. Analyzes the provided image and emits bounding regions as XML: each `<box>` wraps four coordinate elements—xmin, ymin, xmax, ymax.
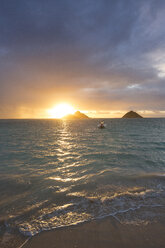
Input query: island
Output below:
<box><xmin>122</xmin><ymin>111</ymin><xmax>143</xmax><ymax>118</ymax></box>
<box><xmin>63</xmin><ymin>111</ymin><xmax>89</xmax><ymax>119</ymax></box>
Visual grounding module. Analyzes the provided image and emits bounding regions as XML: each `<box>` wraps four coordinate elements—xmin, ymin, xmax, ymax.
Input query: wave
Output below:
<box><xmin>1</xmin><ymin>119</ymin><xmax>165</xmax><ymax>239</ymax></box>
<box><xmin>2</xmin><ymin>186</ymin><xmax>163</xmax><ymax>237</ymax></box>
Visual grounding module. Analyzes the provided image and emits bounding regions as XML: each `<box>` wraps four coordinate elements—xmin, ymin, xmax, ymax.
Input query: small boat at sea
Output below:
<box><xmin>98</xmin><ymin>121</ymin><xmax>106</xmax><ymax>129</ymax></box>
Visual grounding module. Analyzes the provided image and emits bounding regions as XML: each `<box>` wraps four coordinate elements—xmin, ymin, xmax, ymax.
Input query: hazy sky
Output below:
<box><xmin>0</xmin><ymin>0</ymin><xmax>165</xmax><ymax>118</ymax></box>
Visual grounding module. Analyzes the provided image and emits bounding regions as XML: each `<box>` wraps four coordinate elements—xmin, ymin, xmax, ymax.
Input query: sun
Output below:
<box><xmin>47</xmin><ymin>103</ymin><xmax>76</xmax><ymax>118</ymax></box>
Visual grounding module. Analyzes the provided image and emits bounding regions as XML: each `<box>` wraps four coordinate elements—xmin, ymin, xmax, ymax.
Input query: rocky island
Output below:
<box><xmin>63</xmin><ymin>111</ymin><xmax>89</xmax><ymax>119</ymax></box>
<box><xmin>122</xmin><ymin>111</ymin><xmax>143</xmax><ymax>118</ymax></box>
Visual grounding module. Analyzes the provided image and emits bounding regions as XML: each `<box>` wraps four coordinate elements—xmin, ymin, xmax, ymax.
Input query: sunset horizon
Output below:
<box><xmin>0</xmin><ymin>107</ymin><xmax>165</xmax><ymax>119</ymax></box>
<box><xmin>0</xmin><ymin>1</ymin><xmax>165</xmax><ymax>119</ymax></box>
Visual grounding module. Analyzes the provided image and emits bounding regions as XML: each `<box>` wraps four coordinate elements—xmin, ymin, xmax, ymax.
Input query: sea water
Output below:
<box><xmin>0</xmin><ymin>118</ymin><xmax>165</xmax><ymax>237</ymax></box>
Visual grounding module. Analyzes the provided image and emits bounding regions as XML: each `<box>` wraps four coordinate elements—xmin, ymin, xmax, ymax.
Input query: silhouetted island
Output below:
<box><xmin>122</xmin><ymin>111</ymin><xmax>143</xmax><ymax>118</ymax></box>
<box><xmin>63</xmin><ymin>111</ymin><xmax>89</xmax><ymax>119</ymax></box>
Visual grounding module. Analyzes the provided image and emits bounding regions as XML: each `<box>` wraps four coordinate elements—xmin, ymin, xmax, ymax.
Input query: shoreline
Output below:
<box><xmin>16</xmin><ymin>215</ymin><xmax>165</xmax><ymax>248</ymax></box>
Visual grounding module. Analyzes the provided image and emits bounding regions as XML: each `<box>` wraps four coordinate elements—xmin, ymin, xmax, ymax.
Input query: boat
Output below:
<box><xmin>98</xmin><ymin>121</ymin><xmax>106</xmax><ymax>129</ymax></box>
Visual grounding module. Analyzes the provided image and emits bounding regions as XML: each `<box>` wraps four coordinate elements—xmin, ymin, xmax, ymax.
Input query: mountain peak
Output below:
<box><xmin>122</xmin><ymin>111</ymin><xmax>143</xmax><ymax>118</ymax></box>
<box><xmin>63</xmin><ymin>111</ymin><xmax>89</xmax><ymax>119</ymax></box>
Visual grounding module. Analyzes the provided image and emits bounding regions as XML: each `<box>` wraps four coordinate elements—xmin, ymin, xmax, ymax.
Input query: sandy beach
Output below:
<box><xmin>18</xmin><ymin>216</ymin><xmax>165</xmax><ymax>248</ymax></box>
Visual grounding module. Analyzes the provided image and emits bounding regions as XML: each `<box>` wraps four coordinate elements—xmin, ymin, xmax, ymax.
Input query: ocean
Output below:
<box><xmin>0</xmin><ymin>118</ymin><xmax>165</xmax><ymax>242</ymax></box>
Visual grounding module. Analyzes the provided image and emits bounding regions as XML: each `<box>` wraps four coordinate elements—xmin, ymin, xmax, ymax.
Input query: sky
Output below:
<box><xmin>0</xmin><ymin>0</ymin><xmax>165</xmax><ymax>118</ymax></box>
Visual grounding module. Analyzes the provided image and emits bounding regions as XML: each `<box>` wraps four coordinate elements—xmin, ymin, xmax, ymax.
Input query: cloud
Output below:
<box><xmin>0</xmin><ymin>0</ymin><xmax>165</xmax><ymax>117</ymax></box>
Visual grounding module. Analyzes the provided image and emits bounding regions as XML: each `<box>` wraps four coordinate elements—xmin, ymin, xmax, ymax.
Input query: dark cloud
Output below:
<box><xmin>0</xmin><ymin>0</ymin><xmax>165</xmax><ymax>117</ymax></box>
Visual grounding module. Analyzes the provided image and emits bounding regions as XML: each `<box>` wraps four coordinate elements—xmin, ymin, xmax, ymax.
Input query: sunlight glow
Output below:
<box><xmin>47</xmin><ymin>103</ymin><xmax>76</xmax><ymax>118</ymax></box>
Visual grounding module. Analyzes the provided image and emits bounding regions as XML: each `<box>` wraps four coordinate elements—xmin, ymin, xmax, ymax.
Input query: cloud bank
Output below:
<box><xmin>0</xmin><ymin>0</ymin><xmax>165</xmax><ymax>117</ymax></box>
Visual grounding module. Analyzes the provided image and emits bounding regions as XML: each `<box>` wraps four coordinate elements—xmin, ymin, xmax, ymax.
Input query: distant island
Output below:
<box><xmin>63</xmin><ymin>111</ymin><xmax>89</xmax><ymax>119</ymax></box>
<box><xmin>122</xmin><ymin>111</ymin><xmax>143</xmax><ymax>118</ymax></box>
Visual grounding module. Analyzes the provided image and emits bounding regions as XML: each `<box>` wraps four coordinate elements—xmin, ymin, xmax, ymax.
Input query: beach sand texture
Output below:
<box><xmin>22</xmin><ymin>217</ymin><xmax>165</xmax><ymax>248</ymax></box>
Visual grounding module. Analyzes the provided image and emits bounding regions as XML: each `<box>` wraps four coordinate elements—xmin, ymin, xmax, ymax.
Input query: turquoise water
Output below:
<box><xmin>0</xmin><ymin>119</ymin><xmax>165</xmax><ymax>237</ymax></box>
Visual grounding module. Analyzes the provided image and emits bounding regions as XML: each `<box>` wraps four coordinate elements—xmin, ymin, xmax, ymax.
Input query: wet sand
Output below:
<box><xmin>0</xmin><ymin>231</ymin><xmax>27</xmax><ymax>248</ymax></box>
<box><xmin>21</xmin><ymin>216</ymin><xmax>165</xmax><ymax>248</ymax></box>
